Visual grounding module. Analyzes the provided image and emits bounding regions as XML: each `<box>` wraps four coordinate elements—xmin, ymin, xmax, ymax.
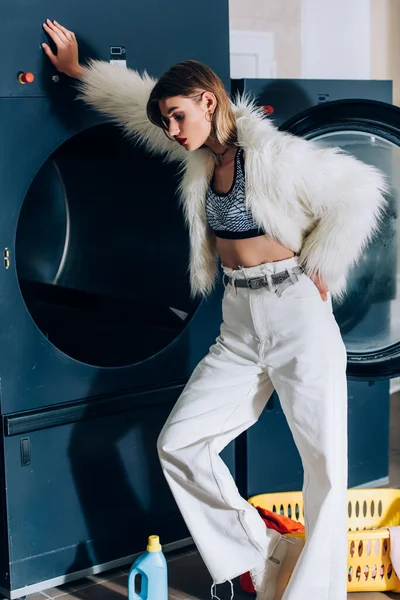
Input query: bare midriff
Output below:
<box><xmin>216</xmin><ymin>235</ymin><xmax>295</xmax><ymax>270</ymax></box>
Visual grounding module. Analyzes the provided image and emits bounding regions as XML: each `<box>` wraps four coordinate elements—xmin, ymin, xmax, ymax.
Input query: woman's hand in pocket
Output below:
<box><xmin>309</xmin><ymin>272</ymin><xmax>329</xmax><ymax>302</ymax></box>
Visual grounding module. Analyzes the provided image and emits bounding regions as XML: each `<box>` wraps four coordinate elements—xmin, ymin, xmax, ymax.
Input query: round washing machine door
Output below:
<box><xmin>281</xmin><ymin>100</ymin><xmax>400</xmax><ymax>379</ymax></box>
<box><xmin>15</xmin><ymin>124</ymin><xmax>201</xmax><ymax>368</ymax></box>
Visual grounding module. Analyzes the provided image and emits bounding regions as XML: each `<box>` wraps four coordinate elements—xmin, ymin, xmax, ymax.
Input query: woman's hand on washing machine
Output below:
<box><xmin>42</xmin><ymin>20</ymin><xmax>84</xmax><ymax>79</ymax></box>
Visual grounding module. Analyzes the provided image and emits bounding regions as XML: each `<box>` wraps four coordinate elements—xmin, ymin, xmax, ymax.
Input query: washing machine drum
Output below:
<box><xmin>16</xmin><ymin>125</ymin><xmax>199</xmax><ymax>368</ymax></box>
<box><xmin>311</xmin><ymin>131</ymin><xmax>399</xmax><ymax>358</ymax></box>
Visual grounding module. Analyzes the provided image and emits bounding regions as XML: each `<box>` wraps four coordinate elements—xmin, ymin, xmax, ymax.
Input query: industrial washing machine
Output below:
<box><xmin>0</xmin><ymin>1</ymin><xmax>231</xmax><ymax>597</ymax></box>
<box><xmin>231</xmin><ymin>78</ymin><xmax>400</xmax><ymax>496</ymax></box>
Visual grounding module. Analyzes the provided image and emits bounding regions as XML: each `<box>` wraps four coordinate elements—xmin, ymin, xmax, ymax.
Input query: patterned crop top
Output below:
<box><xmin>205</xmin><ymin>147</ymin><xmax>266</xmax><ymax>239</ymax></box>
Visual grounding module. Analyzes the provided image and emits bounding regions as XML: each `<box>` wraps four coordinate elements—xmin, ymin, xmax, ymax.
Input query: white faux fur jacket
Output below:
<box><xmin>78</xmin><ymin>61</ymin><xmax>388</xmax><ymax>299</ymax></box>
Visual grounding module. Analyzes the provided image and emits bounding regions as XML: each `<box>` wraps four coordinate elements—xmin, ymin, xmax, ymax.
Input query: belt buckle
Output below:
<box><xmin>273</xmin><ymin>270</ymin><xmax>290</xmax><ymax>285</ymax></box>
<box><xmin>246</xmin><ymin>276</ymin><xmax>266</xmax><ymax>290</ymax></box>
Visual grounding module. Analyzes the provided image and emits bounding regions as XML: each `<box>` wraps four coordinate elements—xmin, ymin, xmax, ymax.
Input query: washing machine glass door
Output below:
<box><xmin>16</xmin><ymin>124</ymin><xmax>200</xmax><ymax>368</ymax></box>
<box><xmin>281</xmin><ymin>100</ymin><xmax>400</xmax><ymax>379</ymax></box>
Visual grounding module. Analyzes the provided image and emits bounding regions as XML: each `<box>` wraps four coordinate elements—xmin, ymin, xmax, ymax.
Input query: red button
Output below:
<box><xmin>18</xmin><ymin>72</ymin><xmax>35</xmax><ymax>84</ymax></box>
<box><xmin>261</xmin><ymin>105</ymin><xmax>274</xmax><ymax>115</ymax></box>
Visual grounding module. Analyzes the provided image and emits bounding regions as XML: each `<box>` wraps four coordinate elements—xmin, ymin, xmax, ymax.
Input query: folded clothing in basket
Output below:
<box><xmin>389</xmin><ymin>527</ymin><xmax>400</xmax><ymax>578</ymax></box>
<box><xmin>240</xmin><ymin>507</ymin><xmax>305</xmax><ymax>594</ymax></box>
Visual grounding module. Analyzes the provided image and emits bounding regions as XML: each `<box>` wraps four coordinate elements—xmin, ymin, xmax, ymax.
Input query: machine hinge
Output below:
<box><xmin>4</xmin><ymin>248</ymin><xmax>10</xmax><ymax>269</ymax></box>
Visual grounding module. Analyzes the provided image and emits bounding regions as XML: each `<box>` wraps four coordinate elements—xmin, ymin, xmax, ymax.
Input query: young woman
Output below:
<box><xmin>42</xmin><ymin>19</ymin><xmax>387</xmax><ymax>600</ymax></box>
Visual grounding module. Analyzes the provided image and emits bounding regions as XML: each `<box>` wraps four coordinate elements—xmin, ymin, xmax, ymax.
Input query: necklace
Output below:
<box><xmin>210</xmin><ymin>147</ymin><xmax>231</xmax><ymax>166</ymax></box>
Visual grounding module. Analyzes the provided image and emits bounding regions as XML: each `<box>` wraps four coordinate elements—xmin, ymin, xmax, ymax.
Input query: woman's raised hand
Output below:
<box><xmin>42</xmin><ymin>19</ymin><xmax>84</xmax><ymax>78</ymax></box>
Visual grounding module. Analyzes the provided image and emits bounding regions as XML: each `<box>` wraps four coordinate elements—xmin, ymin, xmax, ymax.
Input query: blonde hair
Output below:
<box><xmin>146</xmin><ymin>60</ymin><xmax>237</xmax><ymax>147</ymax></box>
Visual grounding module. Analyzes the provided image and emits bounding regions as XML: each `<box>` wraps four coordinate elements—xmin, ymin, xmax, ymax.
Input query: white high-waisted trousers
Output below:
<box><xmin>158</xmin><ymin>257</ymin><xmax>348</xmax><ymax>600</ymax></box>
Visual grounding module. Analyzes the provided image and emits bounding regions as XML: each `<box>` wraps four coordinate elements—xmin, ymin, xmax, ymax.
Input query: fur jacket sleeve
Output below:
<box><xmin>76</xmin><ymin>60</ymin><xmax>187</xmax><ymax>163</ymax></box>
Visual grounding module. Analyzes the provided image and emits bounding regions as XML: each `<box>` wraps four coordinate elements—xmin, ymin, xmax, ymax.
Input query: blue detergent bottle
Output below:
<box><xmin>128</xmin><ymin>535</ymin><xmax>168</xmax><ymax>600</ymax></box>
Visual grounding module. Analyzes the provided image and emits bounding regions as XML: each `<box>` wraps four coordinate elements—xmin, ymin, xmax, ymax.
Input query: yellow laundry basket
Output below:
<box><xmin>248</xmin><ymin>488</ymin><xmax>400</xmax><ymax>593</ymax></box>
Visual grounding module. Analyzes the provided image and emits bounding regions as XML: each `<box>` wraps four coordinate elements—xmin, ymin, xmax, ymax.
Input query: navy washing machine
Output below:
<box><xmin>0</xmin><ymin>1</ymin><xmax>230</xmax><ymax>597</ymax></box>
<box><xmin>231</xmin><ymin>78</ymin><xmax>400</xmax><ymax>497</ymax></box>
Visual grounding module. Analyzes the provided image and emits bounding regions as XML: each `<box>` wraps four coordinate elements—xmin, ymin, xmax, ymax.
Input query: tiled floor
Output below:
<box><xmin>24</xmin><ymin>393</ymin><xmax>400</xmax><ymax>600</ymax></box>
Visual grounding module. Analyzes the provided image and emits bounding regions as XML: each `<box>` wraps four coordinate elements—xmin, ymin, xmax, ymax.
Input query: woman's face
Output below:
<box><xmin>158</xmin><ymin>92</ymin><xmax>216</xmax><ymax>152</ymax></box>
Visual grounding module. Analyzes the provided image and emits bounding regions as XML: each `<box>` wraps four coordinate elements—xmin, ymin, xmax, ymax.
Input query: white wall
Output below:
<box><xmin>230</xmin><ymin>30</ymin><xmax>276</xmax><ymax>79</ymax></box>
<box><xmin>230</xmin><ymin>0</ymin><xmax>373</xmax><ymax>80</ymax></box>
<box><xmin>229</xmin><ymin>0</ymin><xmax>302</xmax><ymax>78</ymax></box>
<box><xmin>229</xmin><ymin>0</ymin><xmax>399</xmax><ymax>101</ymax></box>
<box><xmin>371</xmin><ymin>0</ymin><xmax>400</xmax><ymax>106</ymax></box>
<box><xmin>301</xmin><ymin>0</ymin><xmax>371</xmax><ymax>79</ymax></box>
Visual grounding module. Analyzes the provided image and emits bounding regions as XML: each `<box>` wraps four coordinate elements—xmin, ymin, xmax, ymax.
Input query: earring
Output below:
<box><xmin>206</xmin><ymin>111</ymin><xmax>214</xmax><ymax>123</ymax></box>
